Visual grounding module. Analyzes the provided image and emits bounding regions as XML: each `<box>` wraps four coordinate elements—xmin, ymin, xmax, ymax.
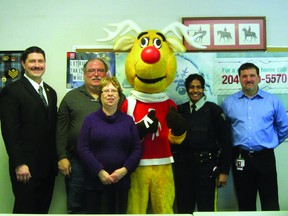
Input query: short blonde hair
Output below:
<box><xmin>99</xmin><ymin>76</ymin><xmax>122</xmax><ymax>94</ymax></box>
<box><xmin>99</xmin><ymin>77</ymin><xmax>123</xmax><ymax>108</ymax></box>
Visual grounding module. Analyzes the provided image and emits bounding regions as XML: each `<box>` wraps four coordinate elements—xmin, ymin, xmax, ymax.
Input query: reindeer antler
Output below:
<box><xmin>97</xmin><ymin>20</ymin><xmax>142</xmax><ymax>43</ymax></box>
<box><xmin>162</xmin><ymin>22</ymin><xmax>207</xmax><ymax>49</ymax></box>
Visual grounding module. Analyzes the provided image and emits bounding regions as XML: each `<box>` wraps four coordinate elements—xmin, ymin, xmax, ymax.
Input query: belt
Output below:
<box><xmin>234</xmin><ymin>147</ymin><xmax>273</xmax><ymax>158</ymax></box>
<box><xmin>190</xmin><ymin>151</ymin><xmax>217</xmax><ymax>163</ymax></box>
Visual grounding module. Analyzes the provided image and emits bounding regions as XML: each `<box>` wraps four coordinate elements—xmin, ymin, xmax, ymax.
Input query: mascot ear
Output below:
<box><xmin>166</xmin><ymin>37</ymin><xmax>186</xmax><ymax>52</ymax></box>
<box><xmin>114</xmin><ymin>35</ymin><xmax>135</xmax><ymax>51</ymax></box>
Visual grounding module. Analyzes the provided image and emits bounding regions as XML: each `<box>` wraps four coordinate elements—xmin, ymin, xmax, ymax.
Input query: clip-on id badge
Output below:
<box><xmin>235</xmin><ymin>153</ymin><xmax>245</xmax><ymax>171</ymax></box>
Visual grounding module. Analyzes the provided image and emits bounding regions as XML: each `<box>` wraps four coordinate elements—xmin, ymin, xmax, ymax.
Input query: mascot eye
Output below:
<box><xmin>153</xmin><ymin>38</ymin><xmax>162</xmax><ymax>49</ymax></box>
<box><xmin>140</xmin><ymin>37</ymin><xmax>149</xmax><ymax>48</ymax></box>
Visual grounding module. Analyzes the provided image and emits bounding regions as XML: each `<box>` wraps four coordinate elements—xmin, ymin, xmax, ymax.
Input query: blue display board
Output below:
<box><xmin>67</xmin><ymin>51</ymin><xmax>288</xmax><ymax>111</ymax></box>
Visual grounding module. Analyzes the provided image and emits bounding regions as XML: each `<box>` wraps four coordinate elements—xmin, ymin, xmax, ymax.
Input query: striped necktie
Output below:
<box><xmin>38</xmin><ymin>86</ymin><xmax>48</xmax><ymax>107</ymax></box>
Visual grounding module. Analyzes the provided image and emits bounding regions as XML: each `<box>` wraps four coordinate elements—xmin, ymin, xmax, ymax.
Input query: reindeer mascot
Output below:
<box><xmin>98</xmin><ymin>20</ymin><xmax>204</xmax><ymax>214</ymax></box>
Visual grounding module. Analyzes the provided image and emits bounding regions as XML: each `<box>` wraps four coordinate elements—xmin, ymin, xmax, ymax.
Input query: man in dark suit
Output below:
<box><xmin>0</xmin><ymin>46</ymin><xmax>58</xmax><ymax>213</ymax></box>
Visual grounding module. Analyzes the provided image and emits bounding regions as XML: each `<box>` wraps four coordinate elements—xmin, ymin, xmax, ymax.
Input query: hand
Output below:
<box><xmin>110</xmin><ymin>167</ymin><xmax>128</xmax><ymax>183</ymax></box>
<box><xmin>58</xmin><ymin>158</ymin><xmax>71</xmax><ymax>177</ymax></box>
<box><xmin>98</xmin><ymin>170</ymin><xmax>115</xmax><ymax>185</ymax></box>
<box><xmin>217</xmin><ymin>173</ymin><xmax>228</xmax><ymax>188</ymax></box>
<box><xmin>136</xmin><ymin>110</ymin><xmax>159</xmax><ymax>139</ymax></box>
<box><xmin>166</xmin><ymin>106</ymin><xmax>187</xmax><ymax>136</ymax></box>
<box><xmin>15</xmin><ymin>164</ymin><xmax>31</xmax><ymax>183</ymax></box>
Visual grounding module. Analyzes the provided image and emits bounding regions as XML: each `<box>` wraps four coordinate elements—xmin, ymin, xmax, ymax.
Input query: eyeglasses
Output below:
<box><xmin>101</xmin><ymin>89</ymin><xmax>118</xmax><ymax>94</ymax></box>
<box><xmin>86</xmin><ymin>68</ymin><xmax>106</xmax><ymax>74</ymax></box>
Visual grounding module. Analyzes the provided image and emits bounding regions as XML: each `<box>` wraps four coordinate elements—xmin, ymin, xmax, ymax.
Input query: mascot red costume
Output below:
<box><xmin>98</xmin><ymin>20</ymin><xmax>204</xmax><ymax>213</ymax></box>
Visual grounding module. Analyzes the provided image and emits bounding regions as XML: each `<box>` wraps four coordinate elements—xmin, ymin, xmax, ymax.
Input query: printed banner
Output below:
<box><xmin>214</xmin><ymin>56</ymin><xmax>288</xmax><ymax>95</ymax></box>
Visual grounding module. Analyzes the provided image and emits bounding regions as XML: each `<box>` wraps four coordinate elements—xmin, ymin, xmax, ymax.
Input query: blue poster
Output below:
<box><xmin>66</xmin><ymin>52</ymin><xmax>116</xmax><ymax>89</ymax></box>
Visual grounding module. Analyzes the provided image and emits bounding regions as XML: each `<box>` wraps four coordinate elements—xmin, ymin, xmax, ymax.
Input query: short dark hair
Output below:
<box><xmin>238</xmin><ymin>62</ymin><xmax>259</xmax><ymax>76</ymax></box>
<box><xmin>185</xmin><ymin>73</ymin><xmax>205</xmax><ymax>92</ymax></box>
<box><xmin>21</xmin><ymin>46</ymin><xmax>46</xmax><ymax>63</ymax></box>
<box><xmin>83</xmin><ymin>58</ymin><xmax>109</xmax><ymax>72</ymax></box>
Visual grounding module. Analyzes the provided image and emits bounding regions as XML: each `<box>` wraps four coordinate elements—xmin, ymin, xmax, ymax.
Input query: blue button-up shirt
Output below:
<box><xmin>222</xmin><ymin>89</ymin><xmax>288</xmax><ymax>151</ymax></box>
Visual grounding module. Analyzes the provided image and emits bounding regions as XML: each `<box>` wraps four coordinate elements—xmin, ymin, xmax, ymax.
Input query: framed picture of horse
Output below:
<box><xmin>182</xmin><ymin>17</ymin><xmax>266</xmax><ymax>52</ymax></box>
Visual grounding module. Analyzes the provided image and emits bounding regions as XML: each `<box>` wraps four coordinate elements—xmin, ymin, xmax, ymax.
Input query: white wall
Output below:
<box><xmin>0</xmin><ymin>0</ymin><xmax>288</xmax><ymax>213</ymax></box>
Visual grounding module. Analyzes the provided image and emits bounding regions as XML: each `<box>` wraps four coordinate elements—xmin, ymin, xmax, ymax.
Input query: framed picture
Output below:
<box><xmin>182</xmin><ymin>17</ymin><xmax>266</xmax><ymax>52</ymax></box>
<box><xmin>0</xmin><ymin>50</ymin><xmax>24</xmax><ymax>92</ymax></box>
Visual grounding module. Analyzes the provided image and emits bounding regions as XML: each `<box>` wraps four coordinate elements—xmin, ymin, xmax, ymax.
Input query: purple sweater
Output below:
<box><xmin>77</xmin><ymin>108</ymin><xmax>142</xmax><ymax>190</ymax></box>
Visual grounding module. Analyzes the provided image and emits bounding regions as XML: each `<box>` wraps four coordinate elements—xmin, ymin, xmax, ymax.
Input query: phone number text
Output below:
<box><xmin>222</xmin><ymin>74</ymin><xmax>287</xmax><ymax>84</ymax></box>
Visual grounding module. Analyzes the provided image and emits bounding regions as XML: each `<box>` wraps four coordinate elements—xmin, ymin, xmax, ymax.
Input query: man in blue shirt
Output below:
<box><xmin>222</xmin><ymin>62</ymin><xmax>288</xmax><ymax>211</ymax></box>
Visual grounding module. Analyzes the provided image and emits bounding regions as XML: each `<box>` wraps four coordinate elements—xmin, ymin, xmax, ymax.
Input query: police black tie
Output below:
<box><xmin>38</xmin><ymin>86</ymin><xmax>48</xmax><ymax>107</ymax></box>
<box><xmin>191</xmin><ymin>104</ymin><xmax>196</xmax><ymax>114</ymax></box>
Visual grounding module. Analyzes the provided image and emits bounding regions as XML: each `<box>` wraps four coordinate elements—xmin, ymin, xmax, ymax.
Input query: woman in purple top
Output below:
<box><xmin>77</xmin><ymin>76</ymin><xmax>142</xmax><ymax>214</ymax></box>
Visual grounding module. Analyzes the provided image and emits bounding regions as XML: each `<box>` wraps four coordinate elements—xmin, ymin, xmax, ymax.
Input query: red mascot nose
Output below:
<box><xmin>141</xmin><ymin>46</ymin><xmax>161</xmax><ymax>64</ymax></box>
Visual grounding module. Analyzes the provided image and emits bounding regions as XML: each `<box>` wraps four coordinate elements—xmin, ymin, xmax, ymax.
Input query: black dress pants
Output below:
<box><xmin>232</xmin><ymin>148</ymin><xmax>279</xmax><ymax>211</ymax></box>
<box><xmin>11</xmin><ymin>173</ymin><xmax>55</xmax><ymax>213</ymax></box>
<box><xmin>173</xmin><ymin>156</ymin><xmax>217</xmax><ymax>213</ymax></box>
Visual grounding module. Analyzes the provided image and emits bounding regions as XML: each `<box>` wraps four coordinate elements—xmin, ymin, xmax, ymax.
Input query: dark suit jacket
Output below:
<box><xmin>0</xmin><ymin>77</ymin><xmax>58</xmax><ymax>178</ymax></box>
